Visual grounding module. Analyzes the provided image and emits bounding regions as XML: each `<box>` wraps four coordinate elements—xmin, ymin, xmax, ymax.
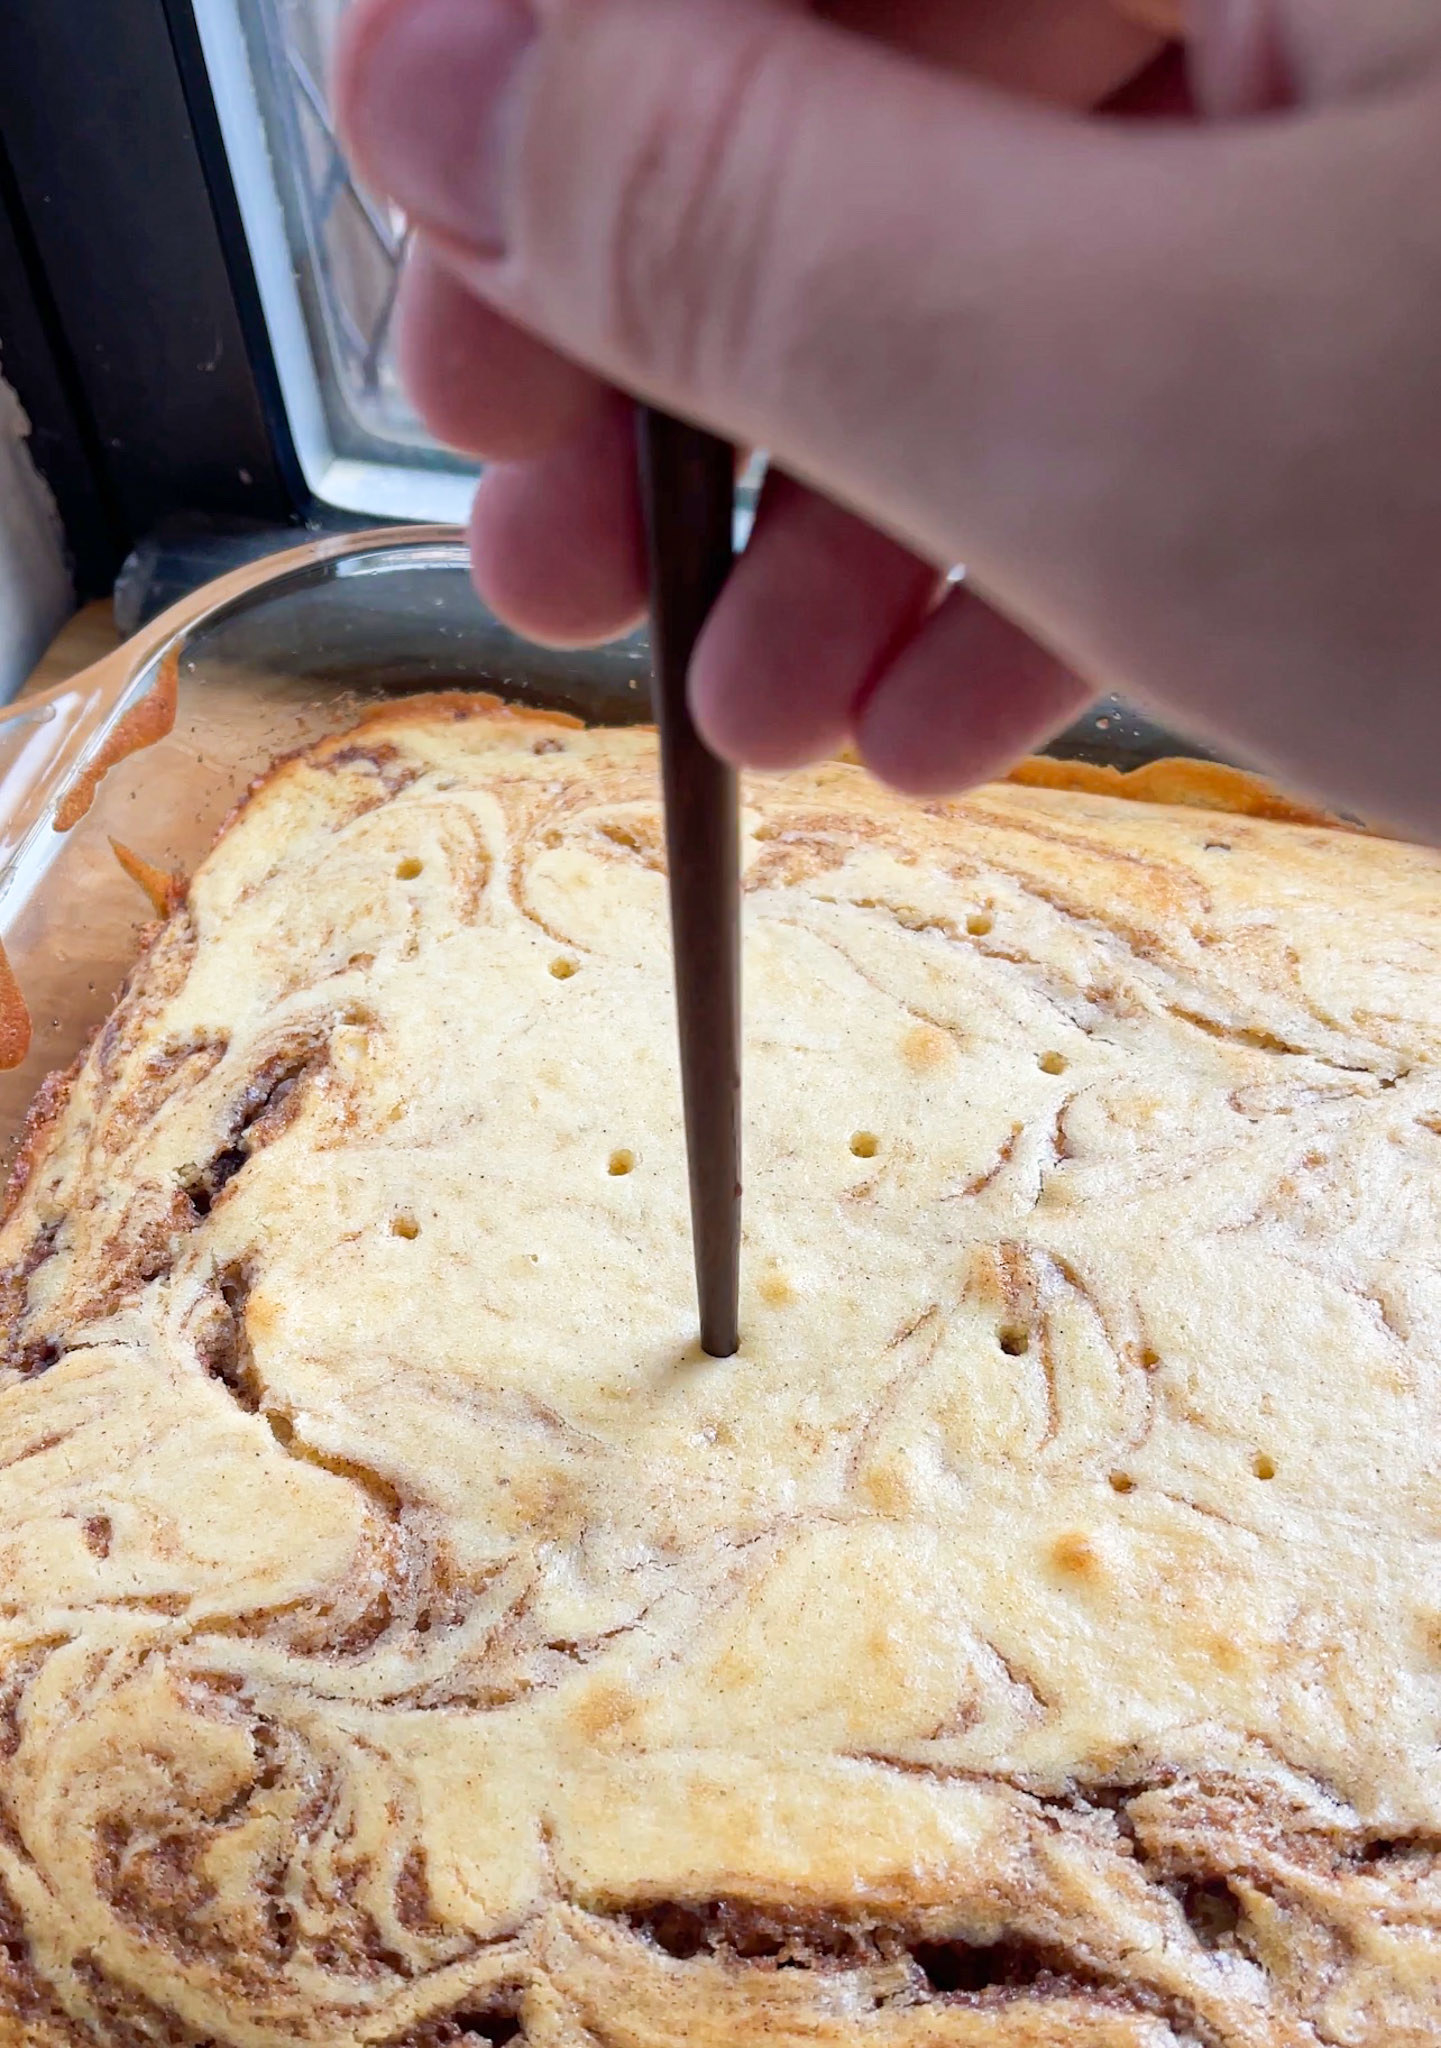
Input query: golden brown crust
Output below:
<box><xmin>1004</xmin><ymin>754</ymin><xmax>1353</xmax><ymax>831</ymax></box>
<box><xmin>1</xmin><ymin>1048</ymin><xmax>86</xmax><ymax>1228</ymax></box>
<box><xmin>0</xmin><ymin>703</ymin><xmax>1438</xmax><ymax>2045</ymax></box>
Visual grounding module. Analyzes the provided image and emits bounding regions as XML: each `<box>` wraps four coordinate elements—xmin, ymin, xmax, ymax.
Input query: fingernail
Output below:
<box><xmin>341</xmin><ymin>0</ymin><xmax>537</xmax><ymax>253</ymax></box>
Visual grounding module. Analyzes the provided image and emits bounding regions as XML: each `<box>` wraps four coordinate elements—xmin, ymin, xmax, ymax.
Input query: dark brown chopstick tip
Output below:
<box><xmin>636</xmin><ymin>406</ymin><xmax>742</xmax><ymax>1359</ymax></box>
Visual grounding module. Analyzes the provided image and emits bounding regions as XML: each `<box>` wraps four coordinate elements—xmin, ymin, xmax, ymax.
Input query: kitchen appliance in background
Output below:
<box><xmin>0</xmin><ymin>0</ymin><xmax>475</xmax><ymax>639</ymax></box>
<box><xmin>192</xmin><ymin>0</ymin><xmax>479</xmax><ymax>524</ymax></box>
<box><xmin>0</xmin><ymin>0</ymin><xmax>1214</xmax><ymax>781</ymax></box>
<box><xmin>0</xmin><ymin>0</ymin><xmax>770</xmax><ymax>653</ymax></box>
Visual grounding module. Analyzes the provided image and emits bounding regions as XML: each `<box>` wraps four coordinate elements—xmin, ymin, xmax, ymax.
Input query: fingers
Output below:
<box><xmin>855</xmin><ymin>586</ymin><xmax>1093</xmax><ymax>794</ymax></box>
<box><xmin>333</xmin><ymin>0</ymin><xmax>1225</xmax><ymax>593</ymax></box>
<box><xmin>1263</xmin><ymin>0</ymin><xmax>1441</xmax><ymax>101</ymax></box>
<box><xmin>338</xmin><ymin>0</ymin><xmax>1441</xmax><ymax>831</ymax></box>
<box><xmin>388</xmin><ymin>0</ymin><xmax>1170</xmax><ymax>511</ymax></box>
<box><xmin>1108</xmin><ymin>0</ymin><xmax>1181</xmax><ymax>34</ymax></box>
<box><xmin>1100</xmin><ymin>40</ymin><xmax>1194</xmax><ymax>114</ymax></box>
<box><xmin>818</xmin><ymin>0</ymin><xmax>1164</xmax><ymax>106</ymax></box>
<box><xmin>690</xmin><ymin>474</ymin><xmax>939</xmax><ymax>770</ymax></box>
<box><xmin>335</xmin><ymin>0</ymin><xmax>1114</xmax><ymax>398</ymax></box>
<box><xmin>1185</xmin><ymin>0</ymin><xmax>1441</xmax><ymax>115</ymax></box>
<box><xmin>1184</xmin><ymin>0</ymin><xmax>1294</xmax><ymax>114</ymax></box>
<box><xmin>359</xmin><ymin>0</ymin><xmax>1164</xmax><ymax>802</ymax></box>
<box><xmin>688</xmin><ymin>479</ymin><xmax>1087</xmax><ymax>789</ymax></box>
<box><xmin>467</xmin><ymin>397</ymin><xmax>647</xmax><ymax>645</ymax></box>
<box><xmin>398</xmin><ymin>238</ymin><xmax>606</xmax><ymax>460</ymax></box>
<box><xmin>368</xmin><ymin>0</ymin><xmax>1164</xmax><ymax>799</ymax></box>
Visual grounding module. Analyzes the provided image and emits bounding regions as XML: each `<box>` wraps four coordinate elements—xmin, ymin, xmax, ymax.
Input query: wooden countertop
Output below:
<box><xmin>21</xmin><ymin>601</ymin><xmax>122</xmax><ymax>698</ymax></box>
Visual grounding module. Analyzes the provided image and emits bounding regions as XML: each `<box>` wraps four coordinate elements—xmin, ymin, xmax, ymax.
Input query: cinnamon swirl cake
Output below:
<box><xmin>0</xmin><ymin>699</ymin><xmax>1437</xmax><ymax>2044</ymax></box>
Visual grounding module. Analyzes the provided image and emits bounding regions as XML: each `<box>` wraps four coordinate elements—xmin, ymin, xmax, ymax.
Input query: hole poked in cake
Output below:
<box><xmin>387</xmin><ymin>2007</ymin><xmax>522</xmax><ymax>2046</ymax></box>
<box><xmin>8</xmin><ymin>1338</ymin><xmax>61</xmax><ymax>1378</ymax></box>
<box><xmin>395</xmin><ymin>857</ymin><xmax>424</xmax><ymax>880</ymax></box>
<box><xmin>549</xmin><ymin>957</ymin><xmax>578</xmax><ymax>980</ymax></box>
<box><xmin>195</xmin><ymin>1262</ymin><xmax>261</xmax><ymax>1411</ymax></box>
<box><xmin>1252</xmin><ymin>1452</ymin><xmax>1277</xmax><ymax>1481</ymax></box>
<box><xmin>849</xmin><ymin>1132</ymin><xmax>879</xmax><ymax>1160</ymax></box>
<box><xmin>912</xmin><ymin>1937</ymin><xmax>1079</xmax><ymax>1997</ymax></box>
<box><xmin>183</xmin><ymin>1148</ymin><xmax>245</xmax><ymax>1217</ymax></box>
<box><xmin>456</xmin><ymin>2018</ymin><xmax>521</xmax><ymax>2045</ymax></box>
<box><xmin>966</xmin><ymin>911</ymin><xmax>994</xmax><ymax>937</ymax></box>
<box><xmin>628</xmin><ymin>1901</ymin><xmax>885</xmax><ymax>1967</ymax></box>
<box><xmin>1179</xmin><ymin>1879</ymin><xmax>1241</xmax><ymax>1949</ymax></box>
<box><xmin>391</xmin><ymin>1214</ymin><xmax>421</xmax><ymax>1240</ymax></box>
<box><xmin>1038</xmin><ymin>1051</ymin><xmax>1067</xmax><ymax>1076</ymax></box>
<box><xmin>625</xmin><ymin>1901</ymin><xmax>1102</xmax><ymax>2002</ymax></box>
<box><xmin>183</xmin><ymin>1032</ymin><xmax>329</xmax><ymax>1218</ymax></box>
<box><xmin>998</xmin><ymin>1324</ymin><xmax>1030</xmax><ymax>1357</ymax></box>
<box><xmin>608</xmin><ymin>1149</ymin><xmax>635</xmax><ymax>1177</ymax></box>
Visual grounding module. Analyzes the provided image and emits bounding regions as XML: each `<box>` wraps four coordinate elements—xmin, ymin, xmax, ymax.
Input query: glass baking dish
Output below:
<box><xmin>0</xmin><ymin>523</ymin><xmax>1223</xmax><ymax>1170</ymax></box>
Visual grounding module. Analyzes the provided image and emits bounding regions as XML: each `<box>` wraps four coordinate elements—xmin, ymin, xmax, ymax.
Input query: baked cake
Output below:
<box><xmin>0</xmin><ymin>700</ymin><xmax>1437</xmax><ymax>2045</ymax></box>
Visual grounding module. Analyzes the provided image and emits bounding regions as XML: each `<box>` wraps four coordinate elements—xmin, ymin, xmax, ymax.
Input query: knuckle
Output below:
<box><xmin>603</xmin><ymin>20</ymin><xmax>798</xmax><ymax>395</ymax></box>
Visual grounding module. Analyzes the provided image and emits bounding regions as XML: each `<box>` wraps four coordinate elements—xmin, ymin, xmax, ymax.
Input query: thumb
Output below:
<box><xmin>334</xmin><ymin>0</ymin><xmax>1199</xmax><ymax>562</ymax></box>
<box><xmin>337</xmin><ymin>0</ymin><xmax>1441</xmax><ymax>831</ymax></box>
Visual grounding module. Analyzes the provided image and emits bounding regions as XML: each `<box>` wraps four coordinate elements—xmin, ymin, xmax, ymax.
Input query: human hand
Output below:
<box><xmin>337</xmin><ymin>0</ymin><xmax>1441</xmax><ymax>836</ymax></box>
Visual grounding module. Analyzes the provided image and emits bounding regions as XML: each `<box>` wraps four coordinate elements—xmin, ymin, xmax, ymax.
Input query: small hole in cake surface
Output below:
<box><xmin>914</xmin><ymin>1938</ymin><xmax>1051</xmax><ymax>1995</ymax></box>
<box><xmin>392</xmin><ymin>1214</ymin><xmax>421</xmax><ymax>1240</ymax></box>
<box><xmin>608</xmin><ymin>1149</ymin><xmax>635</xmax><ymax>1177</ymax></box>
<box><xmin>1181</xmin><ymin>1879</ymin><xmax>1240</xmax><ymax>1948</ymax></box>
<box><xmin>999</xmin><ymin>1324</ymin><xmax>1030</xmax><ymax>1356</ymax></box>
<box><xmin>967</xmin><ymin>912</ymin><xmax>994</xmax><ymax>937</ymax></box>
<box><xmin>850</xmin><ymin>1131</ymin><xmax>879</xmax><ymax>1159</ymax></box>
<box><xmin>1039</xmin><ymin>1051</ymin><xmax>1067</xmax><ymax>1075</ymax></box>
<box><xmin>549</xmin><ymin>958</ymin><xmax>577</xmax><ymax>980</ymax></box>
<box><xmin>395</xmin><ymin>857</ymin><xmax>423</xmax><ymax>880</ymax></box>
<box><xmin>634</xmin><ymin>1905</ymin><xmax>708</xmax><ymax>1959</ymax></box>
<box><xmin>452</xmin><ymin>2013</ymin><xmax>522</xmax><ymax>2045</ymax></box>
<box><xmin>1252</xmin><ymin>1452</ymin><xmax>1277</xmax><ymax>1480</ymax></box>
<box><xmin>1140</xmin><ymin>1345</ymin><xmax>1161</xmax><ymax>1370</ymax></box>
<box><xmin>1109</xmin><ymin>1471</ymin><xmax>1135</xmax><ymax>1494</ymax></box>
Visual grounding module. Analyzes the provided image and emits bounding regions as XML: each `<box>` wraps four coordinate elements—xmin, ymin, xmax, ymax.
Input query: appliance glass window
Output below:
<box><xmin>188</xmin><ymin>0</ymin><xmax>763</xmax><ymax>536</ymax></box>
<box><xmin>190</xmin><ymin>0</ymin><xmax>478</xmax><ymax>522</ymax></box>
